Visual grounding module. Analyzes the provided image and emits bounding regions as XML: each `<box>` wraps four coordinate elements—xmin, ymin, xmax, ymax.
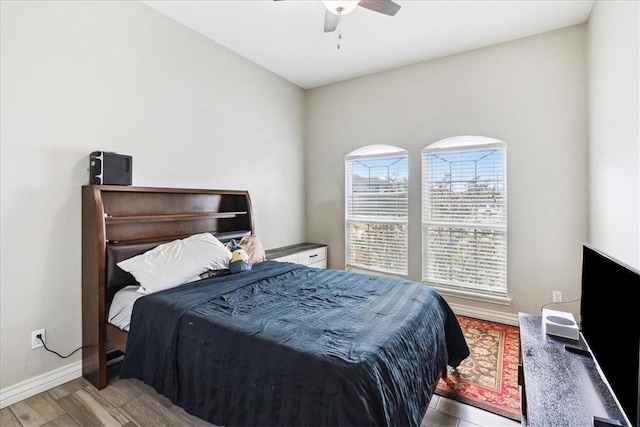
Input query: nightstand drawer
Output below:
<box><xmin>273</xmin><ymin>253</ymin><xmax>298</xmax><ymax>263</ymax></box>
<box><xmin>299</xmin><ymin>247</ymin><xmax>326</xmax><ymax>265</ymax></box>
<box><xmin>308</xmin><ymin>259</ymin><xmax>327</xmax><ymax>269</ymax></box>
<box><xmin>265</xmin><ymin>243</ymin><xmax>328</xmax><ymax>269</ymax></box>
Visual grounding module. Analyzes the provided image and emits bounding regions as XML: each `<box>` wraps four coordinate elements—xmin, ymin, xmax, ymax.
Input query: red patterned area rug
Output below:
<box><xmin>435</xmin><ymin>316</ymin><xmax>521</xmax><ymax>421</ymax></box>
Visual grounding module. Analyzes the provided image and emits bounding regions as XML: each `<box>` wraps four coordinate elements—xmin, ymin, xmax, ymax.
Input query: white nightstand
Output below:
<box><xmin>265</xmin><ymin>243</ymin><xmax>327</xmax><ymax>268</ymax></box>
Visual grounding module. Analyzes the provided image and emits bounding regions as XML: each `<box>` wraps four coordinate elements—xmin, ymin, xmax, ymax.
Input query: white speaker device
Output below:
<box><xmin>542</xmin><ymin>308</ymin><xmax>579</xmax><ymax>340</ymax></box>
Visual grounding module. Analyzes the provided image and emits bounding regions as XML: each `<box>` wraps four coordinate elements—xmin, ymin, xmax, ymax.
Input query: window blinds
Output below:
<box><xmin>422</xmin><ymin>141</ymin><xmax>507</xmax><ymax>295</ymax></box>
<box><xmin>346</xmin><ymin>150</ymin><xmax>408</xmax><ymax>276</ymax></box>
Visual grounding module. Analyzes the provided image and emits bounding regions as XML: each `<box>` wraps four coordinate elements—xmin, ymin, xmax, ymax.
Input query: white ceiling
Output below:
<box><xmin>141</xmin><ymin>0</ymin><xmax>595</xmax><ymax>90</ymax></box>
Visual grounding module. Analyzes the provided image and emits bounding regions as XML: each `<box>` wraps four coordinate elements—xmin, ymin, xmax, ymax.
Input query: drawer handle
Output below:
<box><xmin>309</xmin><ymin>254</ymin><xmax>318</xmax><ymax>258</ymax></box>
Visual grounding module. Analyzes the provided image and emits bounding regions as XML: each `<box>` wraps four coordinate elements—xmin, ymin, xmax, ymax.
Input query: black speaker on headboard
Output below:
<box><xmin>89</xmin><ymin>151</ymin><xmax>132</xmax><ymax>185</ymax></box>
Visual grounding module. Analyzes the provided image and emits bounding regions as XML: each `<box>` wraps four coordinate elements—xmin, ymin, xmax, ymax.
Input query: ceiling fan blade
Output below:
<box><xmin>324</xmin><ymin>10</ymin><xmax>340</xmax><ymax>33</ymax></box>
<box><xmin>358</xmin><ymin>0</ymin><xmax>401</xmax><ymax>16</ymax></box>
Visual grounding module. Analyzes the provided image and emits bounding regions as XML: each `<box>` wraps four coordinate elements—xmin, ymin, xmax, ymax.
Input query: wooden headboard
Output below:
<box><xmin>81</xmin><ymin>185</ymin><xmax>254</xmax><ymax>389</ymax></box>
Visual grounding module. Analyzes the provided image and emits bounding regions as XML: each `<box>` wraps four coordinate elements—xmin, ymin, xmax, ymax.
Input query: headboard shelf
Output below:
<box><xmin>105</xmin><ymin>211</ymin><xmax>249</xmax><ymax>224</ymax></box>
<box><xmin>82</xmin><ymin>185</ymin><xmax>255</xmax><ymax>389</ymax></box>
<box><xmin>105</xmin><ymin>229</ymin><xmax>253</xmax><ymax>246</ymax></box>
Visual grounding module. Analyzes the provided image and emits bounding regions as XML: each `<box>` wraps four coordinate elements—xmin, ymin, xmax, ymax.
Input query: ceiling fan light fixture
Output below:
<box><xmin>322</xmin><ymin>1</ymin><xmax>359</xmax><ymax>16</ymax></box>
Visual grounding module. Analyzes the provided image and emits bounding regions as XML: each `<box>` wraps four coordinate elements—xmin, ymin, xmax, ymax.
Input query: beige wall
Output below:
<box><xmin>588</xmin><ymin>0</ymin><xmax>640</xmax><ymax>269</ymax></box>
<box><xmin>0</xmin><ymin>1</ymin><xmax>305</xmax><ymax>393</ymax></box>
<box><xmin>305</xmin><ymin>25</ymin><xmax>589</xmax><ymax>321</ymax></box>
<box><xmin>2</xmin><ymin>0</ymin><xmax>639</xmax><ymax>407</ymax></box>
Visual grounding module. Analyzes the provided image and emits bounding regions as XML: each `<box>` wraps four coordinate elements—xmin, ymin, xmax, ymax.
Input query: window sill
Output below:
<box><xmin>430</xmin><ymin>286</ymin><xmax>512</xmax><ymax>306</ymax></box>
<box><xmin>346</xmin><ymin>266</ymin><xmax>408</xmax><ymax>279</ymax></box>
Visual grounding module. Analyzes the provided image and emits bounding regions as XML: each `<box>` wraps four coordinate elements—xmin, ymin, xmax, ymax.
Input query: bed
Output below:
<box><xmin>81</xmin><ymin>185</ymin><xmax>469</xmax><ymax>427</ymax></box>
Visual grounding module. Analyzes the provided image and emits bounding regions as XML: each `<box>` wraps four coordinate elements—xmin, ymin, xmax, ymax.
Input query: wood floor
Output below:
<box><xmin>1</xmin><ymin>374</ymin><xmax>522</xmax><ymax>427</ymax></box>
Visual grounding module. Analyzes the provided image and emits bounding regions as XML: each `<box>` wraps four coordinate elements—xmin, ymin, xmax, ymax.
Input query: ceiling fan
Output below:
<box><xmin>275</xmin><ymin>0</ymin><xmax>401</xmax><ymax>33</ymax></box>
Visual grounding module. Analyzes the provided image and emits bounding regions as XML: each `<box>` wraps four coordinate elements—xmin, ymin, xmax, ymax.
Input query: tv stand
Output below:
<box><xmin>518</xmin><ymin>313</ymin><xmax>630</xmax><ymax>426</ymax></box>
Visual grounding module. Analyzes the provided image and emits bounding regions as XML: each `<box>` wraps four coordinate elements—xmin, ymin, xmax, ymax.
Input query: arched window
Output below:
<box><xmin>345</xmin><ymin>145</ymin><xmax>408</xmax><ymax>276</ymax></box>
<box><xmin>422</xmin><ymin>136</ymin><xmax>507</xmax><ymax>295</ymax></box>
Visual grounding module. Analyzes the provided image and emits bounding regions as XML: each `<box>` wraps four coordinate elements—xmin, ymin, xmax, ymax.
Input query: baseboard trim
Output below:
<box><xmin>0</xmin><ymin>361</ymin><xmax>82</xmax><ymax>409</ymax></box>
<box><xmin>449</xmin><ymin>303</ymin><xmax>520</xmax><ymax>326</ymax></box>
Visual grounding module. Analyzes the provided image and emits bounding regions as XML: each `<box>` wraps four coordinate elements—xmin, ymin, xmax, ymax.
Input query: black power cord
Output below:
<box><xmin>36</xmin><ymin>334</ymin><xmax>87</xmax><ymax>359</ymax></box>
<box><xmin>540</xmin><ymin>297</ymin><xmax>581</xmax><ymax>312</ymax></box>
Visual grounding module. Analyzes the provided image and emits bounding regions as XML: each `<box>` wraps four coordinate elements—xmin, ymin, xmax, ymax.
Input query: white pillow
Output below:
<box><xmin>108</xmin><ymin>285</ymin><xmax>143</xmax><ymax>331</ymax></box>
<box><xmin>117</xmin><ymin>233</ymin><xmax>231</xmax><ymax>294</ymax></box>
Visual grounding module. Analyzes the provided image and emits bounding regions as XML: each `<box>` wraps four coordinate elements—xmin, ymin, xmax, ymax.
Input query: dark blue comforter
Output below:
<box><xmin>120</xmin><ymin>261</ymin><xmax>469</xmax><ymax>427</ymax></box>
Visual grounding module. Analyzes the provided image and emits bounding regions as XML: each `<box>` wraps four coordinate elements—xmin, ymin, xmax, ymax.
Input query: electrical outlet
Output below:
<box><xmin>31</xmin><ymin>329</ymin><xmax>45</xmax><ymax>349</ymax></box>
<box><xmin>552</xmin><ymin>291</ymin><xmax>562</xmax><ymax>303</ymax></box>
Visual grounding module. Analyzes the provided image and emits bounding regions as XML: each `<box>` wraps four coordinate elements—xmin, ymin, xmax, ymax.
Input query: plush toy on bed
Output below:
<box><xmin>228</xmin><ymin>239</ymin><xmax>252</xmax><ymax>273</ymax></box>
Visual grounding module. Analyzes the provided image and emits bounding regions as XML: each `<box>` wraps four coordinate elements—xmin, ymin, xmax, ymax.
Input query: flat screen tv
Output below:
<box><xmin>580</xmin><ymin>243</ymin><xmax>640</xmax><ymax>427</ymax></box>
